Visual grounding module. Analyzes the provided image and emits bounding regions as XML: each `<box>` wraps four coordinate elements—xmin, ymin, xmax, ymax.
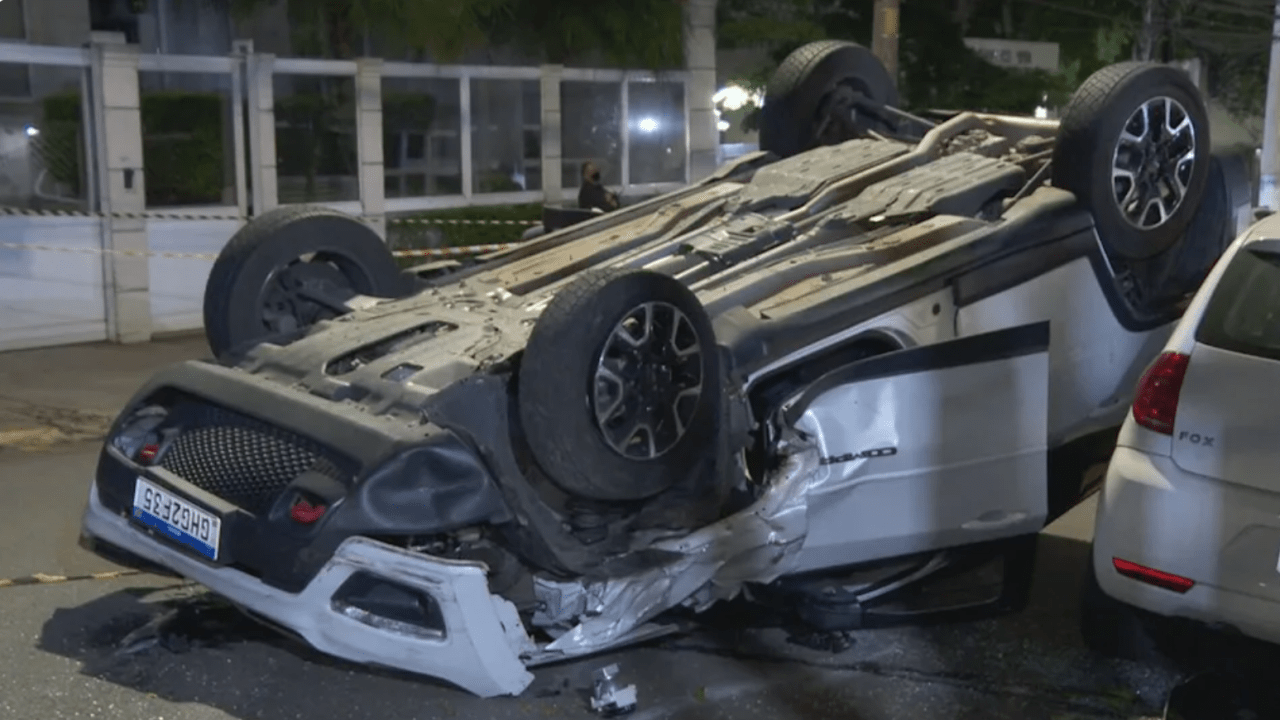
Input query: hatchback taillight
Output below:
<box><xmin>1132</xmin><ymin>351</ymin><xmax>1190</xmax><ymax>435</ymax></box>
<box><xmin>1113</xmin><ymin>557</ymin><xmax>1195</xmax><ymax>593</ymax></box>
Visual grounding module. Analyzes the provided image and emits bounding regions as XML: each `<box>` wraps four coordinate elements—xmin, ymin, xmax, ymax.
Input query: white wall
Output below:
<box><xmin>0</xmin><ymin>215</ymin><xmax>246</xmax><ymax>351</ymax></box>
<box><xmin>0</xmin><ymin>215</ymin><xmax>107</xmax><ymax>351</ymax></box>
<box><xmin>146</xmin><ymin>218</ymin><xmax>242</xmax><ymax>334</ymax></box>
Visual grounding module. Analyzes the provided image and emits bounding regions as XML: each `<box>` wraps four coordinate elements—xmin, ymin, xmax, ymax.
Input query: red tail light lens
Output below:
<box><xmin>290</xmin><ymin>499</ymin><xmax>327</xmax><ymax>524</ymax></box>
<box><xmin>1132</xmin><ymin>351</ymin><xmax>1190</xmax><ymax>434</ymax></box>
<box><xmin>1112</xmin><ymin>557</ymin><xmax>1195</xmax><ymax>593</ymax></box>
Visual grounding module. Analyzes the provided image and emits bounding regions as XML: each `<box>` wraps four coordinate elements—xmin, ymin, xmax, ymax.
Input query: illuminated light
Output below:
<box><xmin>24</xmin><ymin>125</ymin><xmax>38</xmax><ymax>137</ymax></box>
<box><xmin>1132</xmin><ymin>352</ymin><xmax>1190</xmax><ymax>435</ymax></box>
<box><xmin>1034</xmin><ymin>106</ymin><xmax>1048</xmax><ymax>119</ymax></box>
<box><xmin>713</xmin><ymin>84</ymin><xmax>763</xmax><ymax>112</ymax></box>
<box><xmin>1113</xmin><ymin>557</ymin><xmax>1195</xmax><ymax>594</ymax></box>
<box><xmin>290</xmin><ymin>498</ymin><xmax>327</xmax><ymax>524</ymax></box>
<box><xmin>717</xmin><ymin>120</ymin><xmax>730</xmax><ymax>131</ymax></box>
<box><xmin>637</xmin><ymin>117</ymin><xmax>659</xmax><ymax>133</ymax></box>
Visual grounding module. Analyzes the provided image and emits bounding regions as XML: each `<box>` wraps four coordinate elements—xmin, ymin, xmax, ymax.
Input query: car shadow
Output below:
<box><xmin>659</xmin><ymin>531</ymin><xmax>1184</xmax><ymax>719</ymax></box>
<box><xmin>36</xmin><ymin>582</ymin><xmax>598</xmax><ymax>719</ymax></box>
<box><xmin>38</xmin><ymin>530</ymin><xmax>1278</xmax><ymax>720</ymax></box>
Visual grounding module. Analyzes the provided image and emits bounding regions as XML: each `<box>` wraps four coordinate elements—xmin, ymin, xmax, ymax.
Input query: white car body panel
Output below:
<box><xmin>791</xmin><ymin>332</ymin><xmax>1050</xmax><ymax>573</ymax></box>
<box><xmin>1094</xmin><ymin>447</ymin><xmax>1280</xmax><ymax>646</ymax></box>
<box><xmin>956</xmin><ymin>249</ymin><xmax>1172</xmax><ymax>446</ymax></box>
<box><xmin>744</xmin><ymin>287</ymin><xmax>959</xmax><ymax>387</ymax></box>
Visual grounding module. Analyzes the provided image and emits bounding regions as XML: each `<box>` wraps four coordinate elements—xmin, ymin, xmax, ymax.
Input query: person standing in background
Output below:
<box><xmin>578</xmin><ymin>161</ymin><xmax>620</xmax><ymax>212</ymax></box>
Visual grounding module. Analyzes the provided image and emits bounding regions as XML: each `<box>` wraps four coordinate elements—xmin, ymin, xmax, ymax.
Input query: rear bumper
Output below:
<box><xmin>1092</xmin><ymin>445</ymin><xmax>1280</xmax><ymax>647</ymax></box>
<box><xmin>80</xmin><ymin>481</ymin><xmax>537</xmax><ymax>698</ymax></box>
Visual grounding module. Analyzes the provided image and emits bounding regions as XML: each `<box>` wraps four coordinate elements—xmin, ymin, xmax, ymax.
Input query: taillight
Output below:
<box><xmin>290</xmin><ymin>498</ymin><xmax>327</xmax><ymax>524</ymax></box>
<box><xmin>1112</xmin><ymin>557</ymin><xmax>1195</xmax><ymax>593</ymax></box>
<box><xmin>1132</xmin><ymin>351</ymin><xmax>1190</xmax><ymax>434</ymax></box>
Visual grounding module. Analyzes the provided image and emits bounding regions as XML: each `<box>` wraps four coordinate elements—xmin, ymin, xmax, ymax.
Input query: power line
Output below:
<box><xmin>1010</xmin><ymin>0</ymin><xmax>1139</xmax><ymax>22</ymax></box>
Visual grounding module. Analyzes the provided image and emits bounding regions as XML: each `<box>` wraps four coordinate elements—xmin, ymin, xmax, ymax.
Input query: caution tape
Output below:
<box><xmin>0</xmin><ymin>569</ymin><xmax>143</xmax><ymax>589</ymax></box>
<box><xmin>0</xmin><ymin>240</ymin><xmax>526</xmax><ymax>259</ymax></box>
<box><xmin>391</xmin><ymin>218</ymin><xmax>539</xmax><ymax>226</ymax></box>
<box><xmin>0</xmin><ymin>206</ymin><xmax>242</xmax><ymax>221</ymax></box>
<box><xmin>0</xmin><ymin>204</ymin><xmax>540</xmax><ymax>226</ymax></box>
<box><xmin>391</xmin><ymin>243</ymin><xmax>522</xmax><ymax>257</ymax></box>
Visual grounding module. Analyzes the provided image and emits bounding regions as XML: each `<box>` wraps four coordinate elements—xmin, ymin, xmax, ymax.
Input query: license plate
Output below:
<box><xmin>131</xmin><ymin>477</ymin><xmax>221</xmax><ymax>561</ymax></box>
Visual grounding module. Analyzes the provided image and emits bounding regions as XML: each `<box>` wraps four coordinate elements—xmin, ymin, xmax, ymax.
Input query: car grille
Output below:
<box><xmin>157</xmin><ymin>400</ymin><xmax>349</xmax><ymax>516</ymax></box>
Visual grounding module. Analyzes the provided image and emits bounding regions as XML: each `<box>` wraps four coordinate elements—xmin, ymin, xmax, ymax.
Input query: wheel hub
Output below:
<box><xmin>1111</xmin><ymin>95</ymin><xmax>1197</xmax><ymax>230</ymax></box>
<box><xmin>814</xmin><ymin>80</ymin><xmax>880</xmax><ymax>146</ymax></box>
<box><xmin>260</xmin><ymin>258</ymin><xmax>356</xmax><ymax>334</ymax></box>
<box><xmin>592</xmin><ymin>301</ymin><xmax>703</xmax><ymax>460</ymax></box>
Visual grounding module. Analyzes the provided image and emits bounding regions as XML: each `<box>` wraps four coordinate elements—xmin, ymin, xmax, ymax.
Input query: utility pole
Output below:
<box><xmin>1260</xmin><ymin>0</ymin><xmax>1280</xmax><ymax>209</ymax></box>
<box><xmin>871</xmin><ymin>0</ymin><xmax>900</xmax><ymax>87</ymax></box>
<box><xmin>1135</xmin><ymin>0</ymin><xmax>1159</xmax><ymax>61</ymax></box>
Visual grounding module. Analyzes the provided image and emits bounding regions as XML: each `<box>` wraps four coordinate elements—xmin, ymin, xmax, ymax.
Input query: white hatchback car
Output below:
<box><xmin>1085</xmin><ymin>207</ymin><xmax>1280</xmax><ymax>658</ymax></box>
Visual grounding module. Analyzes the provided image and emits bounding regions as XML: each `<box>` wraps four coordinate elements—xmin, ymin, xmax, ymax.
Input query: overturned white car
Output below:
<box><xmin>78</xmin><ymin>42</ymin><xmax>1251</xmax><ymax>696</ymax></box>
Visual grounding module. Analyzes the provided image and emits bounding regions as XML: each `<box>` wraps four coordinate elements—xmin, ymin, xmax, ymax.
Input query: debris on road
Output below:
<box><xmin>590</xmin><ymin>664</ymin><xmax>637</xmax><ymax>716</ymax></box>
<box><xmin>785</xmin><ymin>629</ymin><xmax>856</xmax><ymax>653</ymax></box>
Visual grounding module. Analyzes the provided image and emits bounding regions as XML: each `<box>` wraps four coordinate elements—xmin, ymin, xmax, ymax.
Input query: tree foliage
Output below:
<box><xmin>483</xmin><ymin>0</ymin><xmax>684</xmax><ymax>68</ymax></box>
<box><xmin>1163</xmin><ymin>0</ymin><xmax>1275</xmax><ymax>121</ymax></box>
<box><xmin>718</xmin><ymin>0</ymin><xmax>1073</xmax><ymax>116</ymax></box>
<box><xmin>226</xmin><ymin>0</ymin><xmax>684</xmax><ymax>68</ymax></box>
<box><xmin>225</xmin><ymin>0</ymin><xmax>1279</xmax><ymax>129</ymax></box>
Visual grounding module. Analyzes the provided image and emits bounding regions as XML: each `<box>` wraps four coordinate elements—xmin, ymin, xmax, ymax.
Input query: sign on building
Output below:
<box><xmin>962</xmin><ymin>38</ymin><xmax>1060</xmax><ymax>73</ymax></box>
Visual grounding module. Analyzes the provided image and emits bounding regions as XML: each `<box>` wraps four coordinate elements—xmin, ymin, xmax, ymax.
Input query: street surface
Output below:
<box><xmin>0</xmin><ymin>336</ymin><xmax>1182</xmax><ymax>720</ymax></box>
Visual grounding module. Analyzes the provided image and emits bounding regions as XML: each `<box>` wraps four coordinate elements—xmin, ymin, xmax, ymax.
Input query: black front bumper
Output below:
<box><xmin>92</xmin><ymin>359</ymin><xmax>513</xmax><ymax>593</ymax></box>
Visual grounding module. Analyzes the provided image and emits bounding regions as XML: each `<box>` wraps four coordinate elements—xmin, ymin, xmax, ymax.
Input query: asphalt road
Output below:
<box><xmin>0</xmin><ymin>336</ymin><xmax>1182</xmax><ymax>720</ymax></box>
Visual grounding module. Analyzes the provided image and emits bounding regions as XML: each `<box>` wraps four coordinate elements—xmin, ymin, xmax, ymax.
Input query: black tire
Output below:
<box><xmin>203</xmin><ymin>205</ymin><xmax>407</xmax><ymax>359</ymax></box>
<box><xmin>518</xmin><ymin>267</ymin><xmax>722</xmax><ymax>502</ymax></box>
<box><xmin>1080</xmin><ymin>551</ymin><xmax>1161</xmax><ymax>662</ymax></box>
<box><xmin>1053</xmin><ymin>62</ymin><xmax>1211</xmax><ymax>261</ymax></box>
<box><xmin>759</xmin><ymin>40</ymin><xmax>898</xmax><ymax>159</ymax></box>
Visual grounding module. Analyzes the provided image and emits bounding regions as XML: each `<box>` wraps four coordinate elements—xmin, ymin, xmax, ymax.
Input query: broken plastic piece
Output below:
<box><xmin>590</xmin><ymin>664</ymin><xmax>638</xmax><ymax>716</ymax></box>
<box><xmin>785</xmin><ymin>629</ymin><xmax>856</xmax><ymax>653</ymax></box>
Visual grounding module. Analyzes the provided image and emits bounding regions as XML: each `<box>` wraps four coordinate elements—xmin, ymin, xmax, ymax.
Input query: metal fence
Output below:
<box><xmin>0</xmin><ymin>38</ymin><xmax>692</xmax><ymax>218</ymax></box>
<box><xmin>0</xmin><ymin>35</ymin><xmax>695</xmax><ymax>352</ymax></box>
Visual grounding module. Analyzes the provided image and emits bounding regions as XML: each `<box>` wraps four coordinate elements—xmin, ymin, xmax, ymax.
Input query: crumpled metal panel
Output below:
<box><xmin>528</xmin><ymin>433</ymin><xmax>824</xmax><ymax>656</ymax></box>
<box><xmin>826</xmin><ymin>152</ymin><xmax>1025</xmax><ymax>224</ymax></box>
<box><xmin>728</xmin><ymin>138</ymin><xmax>911</xmax><ymax>213</ymax></box>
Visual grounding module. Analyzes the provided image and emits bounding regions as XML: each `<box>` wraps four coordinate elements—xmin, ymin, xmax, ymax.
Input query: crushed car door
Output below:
<box><xmin>782</xmin><ymin>321</ymin><xmax>1050</xmax><ymax>574</ymax></box>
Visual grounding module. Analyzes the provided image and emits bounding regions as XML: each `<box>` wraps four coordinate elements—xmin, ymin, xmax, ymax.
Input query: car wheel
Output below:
<box><xmin>518</xmin><ymin>267</ymin><xmax>722</xmax><ymax>502</ymax></box>
<box><xmin>203</xmin><ymin>205</ymin><xmax>409</xmax><ymax>359</ymax></box>
<box><xmin>1052</xmin><ymin>62</ymin><xmax>1211</xmax><ymax>262</ymax></box>
<box><xmin>1080</xmin><ymin>551</ymin><xmax>1161</xmax><ymax>662</ymax></box>
<box><xmin>759</xmin><ymin>40</ymin><xmax>899</xmax><ymax>159</ymax></box>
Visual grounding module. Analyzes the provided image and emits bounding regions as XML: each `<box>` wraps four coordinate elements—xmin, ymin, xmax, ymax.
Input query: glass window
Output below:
<box><xmin>627</xmin><ymin>81</ymin><xmax>686</xmax><ymax>185</ymax></box>
<box><xmin>382</xmin><ymin>77</ymin><xmax>461</xmax><ymax>198</ymax></box>
<box><xmin>1197</xmin><ymin>242</ymin><xmax>1280</xmax><ymax>362</ymax></box>
<box><xmin>561</xmin><ymin>80</ymin><xmax>622</xmax><ymax>189</ymax></box>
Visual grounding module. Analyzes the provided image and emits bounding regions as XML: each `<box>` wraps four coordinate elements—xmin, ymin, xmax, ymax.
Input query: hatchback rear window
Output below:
<box><xmin>1196</xmin><ymin>242</ymin><xmax>1280</xmax><ymax>362</ymax></box>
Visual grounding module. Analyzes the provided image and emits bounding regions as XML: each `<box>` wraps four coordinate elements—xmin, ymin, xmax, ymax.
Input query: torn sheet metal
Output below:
<box><xmin>534</xmin><ymin>435</ymin><xmax>823</xmax><ymax>656</ymax></box>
